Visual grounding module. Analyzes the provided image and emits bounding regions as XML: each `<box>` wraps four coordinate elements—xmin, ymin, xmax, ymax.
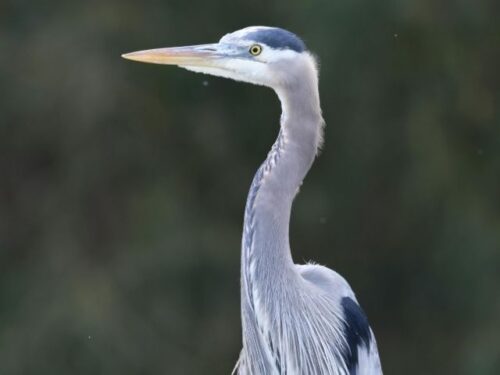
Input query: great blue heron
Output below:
<box><xmin>123</xmin><ymin>26</ymin><xmax>382</xmax><ymax>375</ymax></box>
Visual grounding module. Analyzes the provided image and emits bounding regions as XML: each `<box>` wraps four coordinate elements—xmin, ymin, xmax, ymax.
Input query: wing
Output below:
<box><xmin>297</xmin><ymin>263</ymin><xmax>383</xmax><ymax>375</ymax></box>
<box><xmin>296</xmin><ymin>263</ymin><xmax>358</xmax><ymax>305</ymax></box>
<box><xmin>341</xmin><ymin>296</ymin><xmax>382</xmax><ymax>375</ymax></box>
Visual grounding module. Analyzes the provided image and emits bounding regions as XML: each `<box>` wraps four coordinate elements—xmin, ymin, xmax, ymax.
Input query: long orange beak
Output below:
<box><xmin>121</xmin><ymin>44</ymin><xmax>221</xmax><ymax>66</ymax></box>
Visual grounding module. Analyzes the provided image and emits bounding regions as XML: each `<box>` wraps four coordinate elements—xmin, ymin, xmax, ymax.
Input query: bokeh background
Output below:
<box><xmin>1</xmin><ymin>0</ymin><xmax>499</xmax><ymax>374</ymax></box>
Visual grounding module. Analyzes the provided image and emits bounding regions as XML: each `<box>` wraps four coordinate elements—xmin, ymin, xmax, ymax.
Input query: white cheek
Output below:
<box><xmin>260</xmin><ymin>48</ymin><xmax>298</xmax><ymax>63</ymax></box>
<box><xmin>179</xmin><ymin>61</ymin><xmax>273</xmax><ymax>87</ymax></box>
<box><xmin>222</xmin><ymin>59</ymin><xmax>271</xmax><ymax>83</ymax></box>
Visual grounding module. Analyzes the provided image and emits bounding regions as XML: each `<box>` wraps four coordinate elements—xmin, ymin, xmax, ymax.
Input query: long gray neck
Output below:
<box><xmin>242</xmin><ymin>73</ymin><xmax>324</xmax><ymax>303</ymax></box>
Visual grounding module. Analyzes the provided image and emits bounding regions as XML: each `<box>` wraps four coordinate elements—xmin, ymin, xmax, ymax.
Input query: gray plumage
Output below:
<box><xmin>123</xmin><ymin>26</ymin><xmax>382</xmax><ymax>375</ymax></box>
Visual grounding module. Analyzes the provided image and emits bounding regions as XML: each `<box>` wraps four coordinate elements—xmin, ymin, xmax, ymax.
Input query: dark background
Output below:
<box><xmin>1</xmin><ymin>0</ymin><xmax>499</xmax><ymax>374</ymax></box>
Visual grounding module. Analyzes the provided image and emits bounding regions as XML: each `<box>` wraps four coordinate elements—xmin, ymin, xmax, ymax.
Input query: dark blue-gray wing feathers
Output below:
<box><xmin>340</xmin><ymin>297</ymin><xmax>373</xmax><ymax>374</ymax></box>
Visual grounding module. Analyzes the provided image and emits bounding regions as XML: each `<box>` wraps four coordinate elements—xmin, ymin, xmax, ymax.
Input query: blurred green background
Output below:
<box><xmin>1</xmin><ymin>0</ymin><xmax>499</xmax><ymax>374</ymax></box>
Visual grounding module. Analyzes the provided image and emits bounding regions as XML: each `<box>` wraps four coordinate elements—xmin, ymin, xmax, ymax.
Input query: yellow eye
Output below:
<box><xmin>249</xmin><ymin>44</ymin><xmax>262</xmax><ymax>56</ymax></box>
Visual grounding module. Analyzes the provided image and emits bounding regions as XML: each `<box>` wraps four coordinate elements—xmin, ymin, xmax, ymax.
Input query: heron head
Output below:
<box><xmin>122</xmin><ymin>26</ymin><xmax>318</xmax><ymax>90</ymax></box>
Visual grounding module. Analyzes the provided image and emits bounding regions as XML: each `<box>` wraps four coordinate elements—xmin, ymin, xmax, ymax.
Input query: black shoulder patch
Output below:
<box><xmin>341</xmin><ymin>297</ymin><xmax>372</xmax><ymax>374</ymax></box>
<box><xmin>244</xmin><ymin>28</ymin><xmax>306</xmax><ymax>52</ymax></box>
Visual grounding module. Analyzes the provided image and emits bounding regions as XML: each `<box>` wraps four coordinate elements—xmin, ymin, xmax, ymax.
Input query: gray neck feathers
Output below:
<box><xmin>242</xmin><ymin>66</ymin><xmax>324</xmax><ymax>308</ymax></box>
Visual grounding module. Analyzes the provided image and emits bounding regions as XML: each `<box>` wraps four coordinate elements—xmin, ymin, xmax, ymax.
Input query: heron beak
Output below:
<box><xmin>121</xmin><ymin>44</ymin><xmax>221</xmax><ymax>67</ymax></box>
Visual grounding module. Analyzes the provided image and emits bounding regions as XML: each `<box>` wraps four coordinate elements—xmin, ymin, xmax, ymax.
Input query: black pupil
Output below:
<box><xmin>252</xmin><ymin>46</ymin><xmax>259</xmax><ymax>54</ymax></box>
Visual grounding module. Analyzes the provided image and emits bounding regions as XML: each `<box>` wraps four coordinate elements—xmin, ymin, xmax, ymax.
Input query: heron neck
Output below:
<box><xmin>242</xmin><ymin>76</ymin><xmax>323</xmax><ymax>289</ymax></box>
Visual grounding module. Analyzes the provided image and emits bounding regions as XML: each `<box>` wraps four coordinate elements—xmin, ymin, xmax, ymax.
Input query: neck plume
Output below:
<box><xmin>242</xmin><ymin>54</ymin><xmax>324</xmax><ymax>304</ymax></box>
<box><xmin>238</xmin><ymin>54</ymin><xmax>324</xmax><ymax>373</ymax></box>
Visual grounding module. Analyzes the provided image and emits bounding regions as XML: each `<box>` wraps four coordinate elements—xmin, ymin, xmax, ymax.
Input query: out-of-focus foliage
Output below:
<box><xmin>1</xmin><ymin>0</ymin><xmax>499</xmax><ymax>373</ymax></box>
